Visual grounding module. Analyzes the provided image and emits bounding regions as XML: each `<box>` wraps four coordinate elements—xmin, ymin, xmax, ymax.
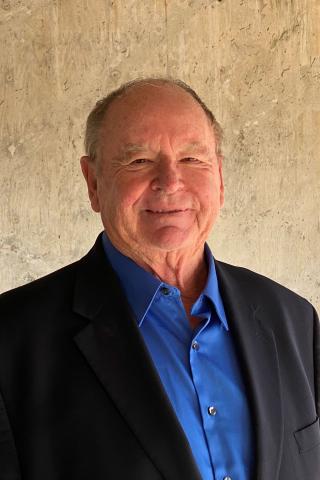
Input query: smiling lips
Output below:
<box><xmin>145</xmin><ymin>209</ymin><xmax>189</xmax><ymax>214</ymax></box>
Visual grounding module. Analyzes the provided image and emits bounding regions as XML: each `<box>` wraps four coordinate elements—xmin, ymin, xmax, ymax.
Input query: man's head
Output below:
<box><xmin>81</xmin><ymin>78</ymin><xmax>224</xmax><ymax>259</ymax></box>
<box><xmin>84</xmin><ymin>78</ymin><xmax>223</xmax><ymax>164</ymax></box>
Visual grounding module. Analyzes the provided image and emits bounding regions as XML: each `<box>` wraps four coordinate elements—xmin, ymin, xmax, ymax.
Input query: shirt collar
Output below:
<box><xmin>102</xmin><ymin>232</ymin><xmax>228</xmax><ymax>330</ymax></box>
<box><xmin>194</xmin><ymin>243</ymin><xmax>229</xmax><ymax>330</ymax></box>
<box><xmin>102</xmin><ymin>233</ymin><xmax>161</xmax><ymax>325</ymax></box>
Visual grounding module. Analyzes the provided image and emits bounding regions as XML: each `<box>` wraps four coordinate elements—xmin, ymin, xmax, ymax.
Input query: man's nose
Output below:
<box><xmin>151</xmin><ymin>159</ymin><xmax>183</xmax><ymax>193</ymax></box>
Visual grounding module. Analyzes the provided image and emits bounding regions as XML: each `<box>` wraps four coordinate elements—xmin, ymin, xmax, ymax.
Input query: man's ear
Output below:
<box><xmin>80</xmin><ymin>156</ymin><xmax>101</xmax><ymax>212</ymax></box>
<box><xmin>217</xmin><ymin>154</ymin><xmax>225</xmax><ymax>207</ymax></box>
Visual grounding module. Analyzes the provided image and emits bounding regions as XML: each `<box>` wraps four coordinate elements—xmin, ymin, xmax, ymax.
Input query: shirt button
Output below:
<box><xmin>223</xmin><ymin>477</ymin><xmax>232</xmax><ymax>480</ymax></box>
<box><xmin>208</xmin><ymin>405</ymin><xmax>217</xmax><ymax>416</ymax></box>
<box><xmin>191</xmin><ymin>341</ymin><xmax>200</xmax><ymax>351</ymax></box>
<box><xmin>160</xmin><ymin>286</ymin><xmax>170</xmax><ymax>295</ymax></box>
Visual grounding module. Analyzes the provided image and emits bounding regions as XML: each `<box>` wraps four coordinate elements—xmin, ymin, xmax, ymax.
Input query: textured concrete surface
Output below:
<box><xmin>1</xmin><ymin>0</ymin><xmax>319</xmax><ymax>310</ymax></box>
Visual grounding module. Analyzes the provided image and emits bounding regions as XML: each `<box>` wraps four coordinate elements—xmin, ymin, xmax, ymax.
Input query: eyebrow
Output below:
<box><xmin>178</xmin><ymin>142</ymin><xmax>211</xmax><ymax>156</ymax></box>
<box><xmin>121</xmin><ymin>143</ymin><xmax>150</xmax><ymax>153</ymax></box>
<box><xmin>112</xmin><ymin>144</ymin><xmax>152</xmax><ymax>163</ymax></box>
<box><xmin>112</xmin><ymin>141</ymin><xmax>212</xmax><ymax>164</ymax></box>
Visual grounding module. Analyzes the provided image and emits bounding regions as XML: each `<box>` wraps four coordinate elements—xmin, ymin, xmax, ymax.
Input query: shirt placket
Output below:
<box><xmin>189</xmin><ymin>312</ymin><xmax>235</xmax><ymax>480</ymax></box>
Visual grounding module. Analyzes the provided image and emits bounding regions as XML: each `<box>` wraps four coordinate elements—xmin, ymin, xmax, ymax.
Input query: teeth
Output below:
<box><xmin>153</xmin><ymin>210</ymin><xmax>179</xmax><ymax>213</ymax></box>
<box><xmin>146</xmin><ymin>209</ymin><xmax>185</xmax><ymax>213</ymax></box>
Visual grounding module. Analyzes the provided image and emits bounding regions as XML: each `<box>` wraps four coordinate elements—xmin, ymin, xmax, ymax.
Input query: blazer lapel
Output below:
<box><xmin>215</xmin><ymin>261</ymin><xmax>284</xmax><ymax>480</ymax></box>
<box><xmin>72</xmin><ymin>236</ymin><xmax>202</xmax><ymax>480</ymax></box>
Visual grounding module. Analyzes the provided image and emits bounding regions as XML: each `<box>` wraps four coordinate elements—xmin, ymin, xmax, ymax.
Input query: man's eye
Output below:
<box><xmin>130</xmin><ymin>158</ymin><xmax>149</xmax><ymax>165</ymax></box>
<box><xmin>181</xmin><ymin>157</ymin><xmax>201</xmax><ymax>163</ymax></box>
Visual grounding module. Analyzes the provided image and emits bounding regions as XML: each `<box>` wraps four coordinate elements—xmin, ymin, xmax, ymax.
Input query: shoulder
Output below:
<box><xmin>0</xmin><ymin>234</ymin><xmax>106</xmax><ymax>314</ymax></box>
<box><xmin>0</xmin><ymin>259</ymin><xmax>90</xmax><ymax>346</ymax></box>
<box><xmin>0</xmin><ymin>233</ymin><xmax>116</xmax><ymax>332</ymax></box>
<box><xmin>0</xmin><ymin>260</ymin><xmax>80</xmax><ymax>314</ymax></box>
<box><xmin>215</xmin><ymin>259</ymin><xmax>315</xmax><ymax>316</ymax></box>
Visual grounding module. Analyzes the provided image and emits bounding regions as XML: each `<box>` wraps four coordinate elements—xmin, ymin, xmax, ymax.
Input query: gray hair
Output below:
<box><xmin>84</xmin><ymin>77</ymin><xmax>223</xmax><ymax>162</ymax></box>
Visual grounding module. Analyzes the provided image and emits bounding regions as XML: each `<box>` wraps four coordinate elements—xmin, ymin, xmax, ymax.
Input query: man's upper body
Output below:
<box><xmin>0</xmin><ymin>78</ymin><xmax>319</xmax><ymax>479</ymax></box>
<box><xmin>102</xmin><ymin>232</ymin><xmax>255</xmax><ymax>479</ymax></box>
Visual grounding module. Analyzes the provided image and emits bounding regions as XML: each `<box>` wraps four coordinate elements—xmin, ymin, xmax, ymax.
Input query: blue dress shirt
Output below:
<box><xmin>102</xmin><ymin>233</ymin><xmax>254</xmax><ymax>480</ymax></box>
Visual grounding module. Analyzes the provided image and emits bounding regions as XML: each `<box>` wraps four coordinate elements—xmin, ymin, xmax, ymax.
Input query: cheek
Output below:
<box><xmin>195</xmin><ymin>178</ymin><xmax>222</xmax><ymax>216</ymax></box>
<box><xmin>194</xmin><ymin>175</ymin><xmax>216</xmax><ymax>201</ymax></box>
<box><xmin>112</xmin><ymin>178</ymin><xmax>147</xmax><ymax>210</ymax></box>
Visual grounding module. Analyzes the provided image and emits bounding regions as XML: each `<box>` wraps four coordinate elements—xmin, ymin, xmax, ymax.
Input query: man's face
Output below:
<box><xmin>82</xmin><ymin>85</ymin><xmax>224</xmax><ymax>256</ymax></box>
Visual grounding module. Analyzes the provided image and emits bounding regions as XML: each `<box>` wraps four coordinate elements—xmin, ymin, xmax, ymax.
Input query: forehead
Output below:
<box><xmin>100</xmin><ymin>84</ymin><xmax>215</xmax><ymax>148</ymax></box>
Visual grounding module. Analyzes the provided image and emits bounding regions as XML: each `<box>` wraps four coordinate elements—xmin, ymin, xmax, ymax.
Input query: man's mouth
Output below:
<box><xmin>145</xmin><ymin>209</ymin><xmax>188</xmax><ymax>214</ymax></box>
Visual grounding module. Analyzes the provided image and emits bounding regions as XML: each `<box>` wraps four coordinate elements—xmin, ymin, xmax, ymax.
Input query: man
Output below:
<box><xmin>0</xmin><ymin>78</ymin><xmax>319</xmax><ymax>480</ymax></box>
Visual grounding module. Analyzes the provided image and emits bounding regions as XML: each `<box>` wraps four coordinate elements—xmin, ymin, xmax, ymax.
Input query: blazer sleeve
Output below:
<box><xmin>0</xmin><ymin>389</ymin><xmax>21</xmax><ymax>479</ymax></box>
<box><xmin>314</xmin><ymin>307</ymin><xmax>320</xmax><ymax>417</ymax></box>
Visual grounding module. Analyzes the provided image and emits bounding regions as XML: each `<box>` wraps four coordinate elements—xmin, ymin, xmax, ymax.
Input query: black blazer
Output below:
<box><xmin>0</xmin><ymin>234</ymin><xmax>319</xmax><ymax>480</ymax></box>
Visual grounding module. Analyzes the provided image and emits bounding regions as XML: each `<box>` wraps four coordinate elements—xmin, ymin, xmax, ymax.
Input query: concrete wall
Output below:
<box><xmin>1</xmin><ymin>0</ymin><xmax>319</xmax><ymax>310</ymax></box>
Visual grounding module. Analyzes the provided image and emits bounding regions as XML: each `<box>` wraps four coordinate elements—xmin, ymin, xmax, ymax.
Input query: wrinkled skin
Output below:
<box><xmin>81</xmin><ymin>84</ymin><xmax>224</xmax><ymax>325</ymax></box>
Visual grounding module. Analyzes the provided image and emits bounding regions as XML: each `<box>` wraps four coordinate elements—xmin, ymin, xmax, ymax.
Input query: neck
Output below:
<box><xmin>107</xmin><ymin>233</ymin><xmax>208</xmax><ymax>306</ymax></box>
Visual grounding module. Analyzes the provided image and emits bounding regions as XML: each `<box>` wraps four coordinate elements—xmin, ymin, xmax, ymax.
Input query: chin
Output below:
<box><xmin>143</xmin><ymin>227</ymin><xmax>195</xmax><ymax>252</ymax></box>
